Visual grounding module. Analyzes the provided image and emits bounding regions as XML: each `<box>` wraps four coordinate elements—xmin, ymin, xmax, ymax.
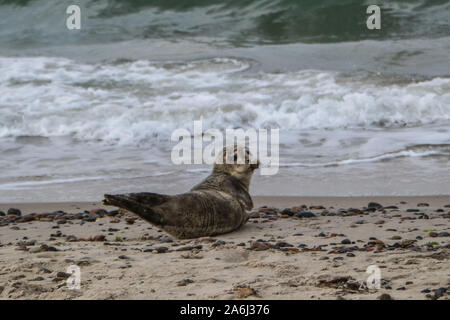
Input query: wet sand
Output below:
<box><xmin>0</xmin><ymin>196</ymin><xmax>449</xmax><ymax>300</ymax></box>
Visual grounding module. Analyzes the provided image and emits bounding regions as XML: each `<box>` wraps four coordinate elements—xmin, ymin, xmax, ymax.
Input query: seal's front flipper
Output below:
<box><xmin>103</xmin><ymin>193</ymin><xmax>165</xmax><ymax>226</ymax></box>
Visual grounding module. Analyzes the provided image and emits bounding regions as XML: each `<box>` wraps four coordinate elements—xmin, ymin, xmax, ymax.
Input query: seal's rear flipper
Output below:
<box><xmin>103</xmin><ymin>193</ymin><xmax>165</xmax><ymax>226</ymax></box>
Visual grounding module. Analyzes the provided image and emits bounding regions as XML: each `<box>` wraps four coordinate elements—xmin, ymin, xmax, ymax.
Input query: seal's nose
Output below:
<box><xmin>250</xmin><ymin>161</ymin><xmax>260</xmax><ymax>170</ymax></box>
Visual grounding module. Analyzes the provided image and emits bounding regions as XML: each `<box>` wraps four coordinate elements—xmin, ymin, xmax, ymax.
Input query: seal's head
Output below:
<box><xmin>213</xmin><ymin>145</ymin><xmax>259</xmax><ymax>188</ymax></box>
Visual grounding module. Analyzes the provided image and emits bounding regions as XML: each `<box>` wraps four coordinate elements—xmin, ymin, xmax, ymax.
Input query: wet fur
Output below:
<box><xmin>103</xmin><ymin>146</ymin><xmax>258</xmax><ymax>239</ymax></box>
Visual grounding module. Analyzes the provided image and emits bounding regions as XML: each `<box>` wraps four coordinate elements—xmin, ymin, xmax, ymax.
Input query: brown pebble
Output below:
<box><xmin>235</xmin><ymin>286</ymin><xmax>256</xmax><ymax>299</ymax></box>
<box><xmin>56</xmin><ymin>271</ymin><xmax>71</xmax><ymax>279</ymax></box>
<box><xmin>89</xmin><ymin>209</ymin><xmax>108</xmax><ymax>216</ymax></box>
<box><xmin>250</xmin><ymin>241</ymin><xmax>270</xmax><ymax>250</ymax></box>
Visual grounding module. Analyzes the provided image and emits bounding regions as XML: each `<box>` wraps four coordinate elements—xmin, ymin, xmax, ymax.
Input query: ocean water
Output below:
<box><xmin>0</xmin><ymin>0</ymin><xmax>449</xmax><ymax>202</ymax></box>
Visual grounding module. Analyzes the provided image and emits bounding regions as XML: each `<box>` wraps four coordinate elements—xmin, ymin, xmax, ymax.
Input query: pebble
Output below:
<box><xmin>296</xmin><ymin>212</ymin><xmax>316</xmax><ymax>218</ymax></box>
<box><xmin>378</xmin><ymin>293</ymin><xmax>394</xmax><ymax>300</ymax></box>
<box><xmin>56</xmin><ymin>271</ymin><xmax>71</xmax><ymax>279</ymax></box>
<box><xmin>347</xmin><ymin>208</ymin><xmax>363</xmax><ymax>215</ymax></box>
<box><xmin>176</xmin><ymin>245</ymin><xmax>203</xmax><ymax>251</ymax></box>
<box><xmin>17</xmin><ymin>214</ymin><xmax>35</xmax><ymax>223</ymax></box>
<box><xmin>0</xmin><ymin>211</ymin><xmax>5</xmax><ymax>216</ymax></box>
<box><xmin>7</xmin><ymin>208</ymin><xmax>22</xmax><ymax>216</ymax></box>
<box><xmin>417</xmin><ymin>203</ymin><xmax>429</xmax><ymax>207</ymax></box>
<box><xmin>177</xmin><ymin>279</ymin><xmax>194</xmax><ymax>286</ymax></box>
<box><xmin>73</xmin><ymin>213</ymin><xmax>84</xmax><ymax>219</ymax></box>
<box><xmin>158</xmin><ymin>235</ymin><xmax>173</xmax><ymax>243</ymax></box>
<box><xmin>66</xmin><ymin>235</ymin><xmax>78</xmax><ymax>242</ymax></box>
<box><xmin>106</xmin><ymin>210</ymin><xmax>120</xmax><ymax>217</ymax></box>
<box><xmin>341</xmin><ymin>239</ymin><xmax>351</xmax><ymax>244</ymax></box>
<box><xmin>91</xmin><ymin>235</ymin><xmax>106</xmax><ymax>241</ymax></box>
<box><xmin>432</xmin><ymin>287</ymin><xmax>447</xmax><ymax>299</ymax></box>
<box><xmin>89</xmin><ymin>209</ymin><xmax>107</xmax><ymax>216</ymax></box>
<box><xmin>310</xmin><ymin>205</ymin><xmax>325</xmax><ymax>210</ymax></box>
<box><xmin>235</xmin><ymin>286</ymin><xmax>257</xmax><ymax>299</ymax></box>
<box><xmin>29</xmin><ymin>246</ymin><xmax>42</xmax><ymax>253</ymax></box>
<box><xmin>281</xmin><ymin>208</ymin><xmax>295</xmax><ymax>216</ymax></box>
<box><xmin>118</xmin><ymin>255</ymin><xmax>130</xmax><ymax>260</ymax></box>
<box><xmin>368</xmin><ymin>202</ymin><xmax>382</xmax><ymax>209</ymax></box>
<box><xmin>275</xmin><ymin>241</ymin><xmax>293</xmax><ymax>247</ymax></box>
<box><xmin>38</xmin><ymin>268</ymin><xmax>52</xmax><ymax>274</ymax></box>
<box><xmin>212</xmin><ymin>240</ymin><xmax>226</xmax><ymax>247</ymax></box>
<box><xmin>155</xmin><ymin>247</ymin><xmax>169</xmax><ymax>253</ymax></box>
<box><xmin>250</xmin><ymin>241</ymin><xmax>270</xmax><ymax>251</ymax></box>
<box><xmin>29</xmin><ymin>276</ymin><xmax>45</xmax><ymax>281</ymax></box>
<box><xmin>83</xmin><ymin>214</ymin><xmax>98</xmax><ymax>222</ymax></box>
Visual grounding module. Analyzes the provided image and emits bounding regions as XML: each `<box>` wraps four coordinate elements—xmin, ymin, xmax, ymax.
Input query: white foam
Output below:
<box><xmin>0</xmin><ymin>176</ymin><xmax>106</xmax><ymax>190</ymax></box>
<box><xmin>0</xmin><ymin>56</ymin><xmax>449</xmax><ymax>146</ymax></box>
<box><xmin>281</xmin><ymin>149</ymin><xmax>448</xmax><ymax>168</ymax></box>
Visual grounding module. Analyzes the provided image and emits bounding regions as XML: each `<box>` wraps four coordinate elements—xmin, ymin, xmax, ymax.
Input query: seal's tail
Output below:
<box><xmin>103</xmin><ymin>193</ymin><xmax>168</xmax><ymax>226</ymax></box>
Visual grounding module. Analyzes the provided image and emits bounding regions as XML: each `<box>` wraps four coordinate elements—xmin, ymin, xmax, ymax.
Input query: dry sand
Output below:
<box><xmin>0</xmin><ymin>196</ymin><xmax>449</xmax><ymax>300</ymax></box>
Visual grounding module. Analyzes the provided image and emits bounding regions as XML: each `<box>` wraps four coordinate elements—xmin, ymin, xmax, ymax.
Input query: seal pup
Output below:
<box><xmin>103</xmin><ymin>145</ymin><xmax>259</xmax><ymax>239</ymax></box>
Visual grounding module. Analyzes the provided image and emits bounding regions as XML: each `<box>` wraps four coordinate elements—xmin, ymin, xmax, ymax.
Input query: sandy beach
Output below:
<box><xmin>1</xmin><ymin>196</ymin><xmax>449</xmax><ymax>300</ymax></box>
<box><xmin>1</xmin><ymin>0</ymin><xmax>449</xmax><ymax>306</ymax></box>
